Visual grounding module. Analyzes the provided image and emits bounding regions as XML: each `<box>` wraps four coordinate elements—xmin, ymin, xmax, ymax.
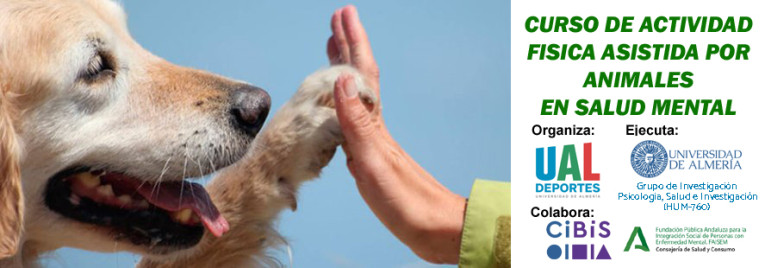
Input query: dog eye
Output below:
<box><xmin>80</xmin><ymin>51</ymin><xmax>116</xmax><ymax>83</ymax></box>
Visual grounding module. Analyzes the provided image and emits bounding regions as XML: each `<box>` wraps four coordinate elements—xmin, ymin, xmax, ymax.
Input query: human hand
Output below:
<box><xmin>327</xmin><ymin>6</ymin><xmax>467</xmax><ymax>264</ymax></box>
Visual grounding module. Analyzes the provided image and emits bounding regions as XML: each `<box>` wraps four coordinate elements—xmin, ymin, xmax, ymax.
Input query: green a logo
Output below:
<box><xmin>624</xmin><ymin>226</ymin><xmax>649</xmax><ymax>252</ymax></box>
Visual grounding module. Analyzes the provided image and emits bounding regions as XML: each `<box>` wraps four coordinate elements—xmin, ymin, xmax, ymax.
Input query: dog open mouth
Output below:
<box><xmin>44</xmin><ymin>167</ymin><xmax>228</xmax><ymax>249</ymax></box>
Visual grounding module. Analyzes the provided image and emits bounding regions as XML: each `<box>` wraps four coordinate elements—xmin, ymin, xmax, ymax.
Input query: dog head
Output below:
<box><xmin>1</xmin><ymin>0</ymin><xmax>269</xmax><ymax>257</ymax></box>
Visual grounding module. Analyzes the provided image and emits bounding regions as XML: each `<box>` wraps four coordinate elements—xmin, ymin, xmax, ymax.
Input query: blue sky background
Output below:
<box><xmin>43</xmin><ymin>0</ymin><xmax>509</xmax><ymax>267</ymax></box>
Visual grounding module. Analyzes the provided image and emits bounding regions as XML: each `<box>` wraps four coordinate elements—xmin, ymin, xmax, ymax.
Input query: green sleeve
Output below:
<box><xmin>458</xmin><ymin>179</ymin><xmax>511</xmax><ymax>268</ymax></box>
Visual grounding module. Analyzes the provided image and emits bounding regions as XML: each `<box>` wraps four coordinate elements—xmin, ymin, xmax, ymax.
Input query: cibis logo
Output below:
<box><xmin>536</xmin><ymin>142</ymin><xmax>600</xmax><ymax>194</ymax></box>
<box><xmin>630</xmin><ymin>140</ymin><xmax>668</xmax><ymax>178</ymax></box>
<box><xmin>546</xmin><ymin>220</ymin><xmax>612</xmax><ymax>260</ymax></box>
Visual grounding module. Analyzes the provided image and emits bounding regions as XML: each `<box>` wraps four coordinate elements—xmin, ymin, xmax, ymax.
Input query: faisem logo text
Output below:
<box><xmin>536</xmin><ymin>142</ymin><xmax>601</xmax><ymax>198</ymax></box>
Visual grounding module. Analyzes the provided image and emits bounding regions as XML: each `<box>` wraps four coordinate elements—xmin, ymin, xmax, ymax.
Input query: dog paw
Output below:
<box><xmin>266</xmin><ymin>65</ymin><xmax>376</xmax><ymax>181</ymax></box>
<box><xmin>291</xmin><ymin>65</ymin><xmax>376</xmax><ymax>110</ymax></box>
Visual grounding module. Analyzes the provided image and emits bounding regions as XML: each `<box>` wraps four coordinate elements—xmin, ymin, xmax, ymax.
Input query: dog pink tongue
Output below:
<box><xmin>132</xmin><ymin>181</ymin><xmax>229</xmax><ymax>237</ymax></box>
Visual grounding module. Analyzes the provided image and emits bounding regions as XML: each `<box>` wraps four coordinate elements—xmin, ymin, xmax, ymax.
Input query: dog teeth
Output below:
<box><xmin>172</xmin><ymin>208</ymin><xmax>193</xmax><ymax>223</ymax></box>
<box><xmin>96</xmin><ymin>184</ymin><xmax>115</xmax><ymax>197</ymax></box>
<box><xmin>69</xmin><ymin>193</ymin><xmax>81</xmax><ymax>205</ymax></box>
<box><xmin>137</xmin><ymin>199</ymin><xmax>150</xmax><ymax>209</ymax></box>
<box><xmin>117</xmin><ymin>195</ymin><xmax>132</xmax><ymax>205</ymax></box>
<box><xmin>76</xmin><ymin>173</ymin><xmax>101</xmax><ymax>188</ymax></box>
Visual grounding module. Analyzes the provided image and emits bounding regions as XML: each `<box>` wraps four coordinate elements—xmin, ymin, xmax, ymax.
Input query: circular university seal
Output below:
<box><xmin>631</xmin><ymin>140</ymin><xmax>668</xmax><ymax>178</ymax></box>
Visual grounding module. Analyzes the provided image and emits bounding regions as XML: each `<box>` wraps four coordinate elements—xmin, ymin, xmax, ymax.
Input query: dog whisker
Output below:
<box><xmin>203</xmin><ymin>142</ymin><xmax>218</xmax><ymax>185</ymax></box>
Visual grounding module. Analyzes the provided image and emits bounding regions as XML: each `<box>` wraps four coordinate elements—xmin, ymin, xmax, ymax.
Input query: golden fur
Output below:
<box><xmin>0</xmin><ymin>0</ymin><xmax>374</xmax><ymax>266</ymax></box>
<box><xmin>1</xmin><ymin>84</ymin><xmax>23</xmax><ymax>259</ymax></box>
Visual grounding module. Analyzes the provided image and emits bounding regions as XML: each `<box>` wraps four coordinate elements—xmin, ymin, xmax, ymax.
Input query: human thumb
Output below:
<box><xmin>334</xmin><ymin>73</ymin><xmax>376</xmax><ymax>148</ymax></box>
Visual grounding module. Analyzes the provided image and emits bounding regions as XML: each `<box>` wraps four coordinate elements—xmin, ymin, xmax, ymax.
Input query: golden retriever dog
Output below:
<box><xmin>0</xmin><ymin>0</ymin><xmax>374</xmax><ymax>267</ymax></box>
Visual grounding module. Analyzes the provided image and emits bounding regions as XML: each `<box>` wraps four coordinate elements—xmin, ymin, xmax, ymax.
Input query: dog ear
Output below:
<box><xmin>0</xmin><ymin>95</ymin><xmax>24</xmax><ymax>258</ymax></box>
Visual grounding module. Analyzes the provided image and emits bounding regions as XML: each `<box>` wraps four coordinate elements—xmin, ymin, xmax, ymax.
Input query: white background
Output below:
<box><xmin>511</xmin><ymin>0</ymin><xmax>764</xmax><ymax>266</ymax></box>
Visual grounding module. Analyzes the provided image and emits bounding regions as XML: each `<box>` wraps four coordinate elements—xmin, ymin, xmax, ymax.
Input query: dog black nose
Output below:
<box><xmin>230</xmin><ymin>85</ymin><xmax>270</xmax><ymax>136</ymax></box>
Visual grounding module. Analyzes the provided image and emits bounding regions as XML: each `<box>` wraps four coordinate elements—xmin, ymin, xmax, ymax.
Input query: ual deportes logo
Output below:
<box><xmin>536</xmin><ymin>142</ymin><xmax>601</xmax><ymax>198</ymax></box>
